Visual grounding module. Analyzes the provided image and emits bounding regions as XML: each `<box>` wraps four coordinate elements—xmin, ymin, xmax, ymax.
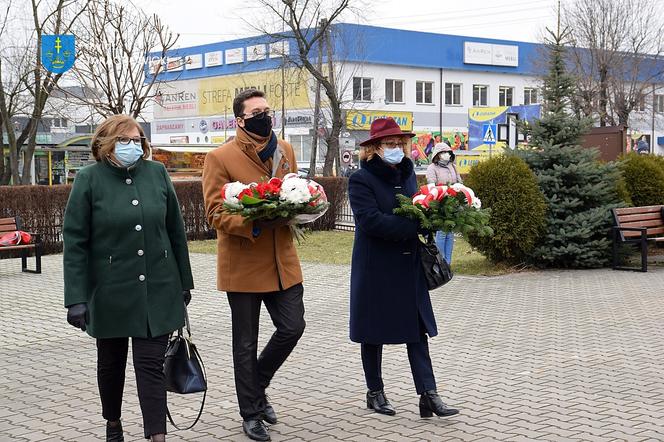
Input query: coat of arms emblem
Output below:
<box><xmin>41</xmin><ymin>35</ymin><xmax>76</xmax><ymax>73</ymax></box>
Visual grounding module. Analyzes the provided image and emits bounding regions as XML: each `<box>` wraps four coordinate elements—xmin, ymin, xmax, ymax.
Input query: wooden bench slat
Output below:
<box><xmin>617</xmin><ymin>212</ymin><xmax>663</xmax><ymax>223</ymax></box>
<box><xmin>0</xmin><ymin>225</ymin><xmax>18</xmax><ymax>232</ymax></box>
<box><xmin>623</xmin><ymin>227</ymin><xmax>664</xmax><ymax>237</ymax></box>
<box><xmin>615</xmin><ymin>206</ymin><xmax>663</xmax><ymax>215</ymax></box>
<box><xmin>0</xmin><ymin>244</ymin><xmax>36</xmax><ymax>251</ymax></box>
<box><xmin>620</xmin><ymin>219</ymin><xmax>664</xmax><ymax>229</ymax></box>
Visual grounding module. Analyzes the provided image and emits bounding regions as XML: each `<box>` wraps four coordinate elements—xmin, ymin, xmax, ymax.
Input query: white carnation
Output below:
<box><xmin>280</xmin><ymin>176</ymin><xmax>312</xmax><ymax>204</ymax></box>
<box><xmin>223</xmin><ymin>181</ymin><xmax>250</xmax><ymax>205</ymax></box>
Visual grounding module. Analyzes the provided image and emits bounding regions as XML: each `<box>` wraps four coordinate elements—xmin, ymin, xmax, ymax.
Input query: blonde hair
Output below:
<box><xmin>91</xmin><ymin>114</ymin><xmax>150</xmax><ymax>161</ymax></box>
<box><xmin>359</xmin><ymin>136</ymin><xmax>412</xmax><ymax>161</ymax></box>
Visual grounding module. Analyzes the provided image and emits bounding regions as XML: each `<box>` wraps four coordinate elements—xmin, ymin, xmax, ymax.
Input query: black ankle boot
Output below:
<box><xmin>419</xmin><ymin>390</ymin><xmax>459</xmax><ymax>418</ymax></box>
<box><xmin>366</xmin><ymin>389</ymin><xmax>396</xmax><ymax>416</ymax></box>
<box><xmin>243</xmin><ymin>418</ymin><xmax>271</xmax><ymax>441</ymax></box>
<box><xmin>106</xmin><ymin>420</ymin><xmax>124</xmax><ymax>442</ymax></box>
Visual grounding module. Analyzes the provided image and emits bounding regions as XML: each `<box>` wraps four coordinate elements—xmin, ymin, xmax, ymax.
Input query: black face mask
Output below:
<box><xmin>243</xmin><ymin>112</ymin><xmax>273</xmax><ymax>137</ymax></box>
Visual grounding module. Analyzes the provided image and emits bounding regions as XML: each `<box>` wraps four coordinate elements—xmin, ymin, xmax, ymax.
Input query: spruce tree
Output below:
<box><xmin>518</xmin><ymin>28</ymin><xmax>624</xmax><ymax>268</ymax></box>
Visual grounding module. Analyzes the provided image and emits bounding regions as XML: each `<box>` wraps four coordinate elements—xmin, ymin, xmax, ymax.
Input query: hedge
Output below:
<box><xmin>0</xmin><ymin>177</ymin><xmax>348</xmax><ymax>256</ymax></box>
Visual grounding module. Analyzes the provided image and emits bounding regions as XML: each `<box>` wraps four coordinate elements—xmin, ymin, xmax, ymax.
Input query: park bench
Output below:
<box><xmin>0</xmin><ymin>217</ymin><xmax>42</xmax><ymax>274</ymax></box>
<box><xmin>612</xmin><ymin>205</ymin><xmax>664</xmax><ymax>272</ymax></box>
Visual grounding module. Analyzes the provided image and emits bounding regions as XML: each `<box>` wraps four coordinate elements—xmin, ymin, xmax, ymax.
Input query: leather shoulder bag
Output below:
<box><xmin>419</xmin><ymin>233</ymin><xmax>454</xmax><ymax>290</ymax></box>
<box><xmin>164</xmin><ymin>305</ymin><xmax>207</xmax><ymax>430</ymax></box>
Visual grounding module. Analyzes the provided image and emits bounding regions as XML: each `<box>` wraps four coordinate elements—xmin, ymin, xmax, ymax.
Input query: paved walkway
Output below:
<box><xmin>1</xmin><ymin>253</ymin><xmax>664</xmax><ymax>441</ymax></box>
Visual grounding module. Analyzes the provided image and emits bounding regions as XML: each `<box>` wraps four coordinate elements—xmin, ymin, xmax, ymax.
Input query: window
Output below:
<box><xmin>524</xmin><ymin>88</ymin><xmax>538</xmax><ymax>105</ymax></box>
<box><xmin>637</xmin><ymin>95</ymin><xmax>646</xmax><ymax>112</ymax></box>
<box><xmin>656</xmin><ymin>95</ymin><xmax>664</xmax><ymax>113</ymax></box>
<box><xmin>385</xmin><ymin>79</ymin><xmax>404</xmax><ymax>103</ymax></box>
<box><xmin>499</xmin><ymin>86</ymin><xmax>514</xmax><ymax>106</ymax></box>
<box><xmin>473</xmin><ymin>85</ymin><xmax>488</xmax><ymax>106</ymax></box>
<box><xmin>445</xmin><ymin>83</ymin><xmax>462</xmax><ymax>106</ymax></box>
<box><xmin>353</xmin><ymin>77</ymin><xmax>372</xmax><ymax>101</ymax></box>
<box><xmin>289</xmin><ymin>135</ymin><xmax>326</xmax><ymax>163</ymax></box>
<box><xmin>52</xmin><ymin>117</ymin><xmax>68</xmax><ymax>128</ymax></box>
<box><xmin>416</xmin><ymin>81</ymin><xmax>433</xmax><ymax>104</ymax></box>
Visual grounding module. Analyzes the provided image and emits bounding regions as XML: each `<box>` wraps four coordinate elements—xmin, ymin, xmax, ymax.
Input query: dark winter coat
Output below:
<box><xmin>348</xmin><ymin>156</ymin><xmax>438</xmax><ymax>344</ymax></box>
<box><xmin>63</xmin><ymin>159</ymin><xmax>194</xmax><ymax>339</ymax></box>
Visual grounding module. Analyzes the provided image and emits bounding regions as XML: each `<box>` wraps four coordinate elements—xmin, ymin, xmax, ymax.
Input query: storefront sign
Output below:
<box><xmin>247</xmin><ymin>44</ymin><xmax>266</xmax><ymax>61</ymax></box>
<box><xmin>205</xmin><ymin>51</ymin><xmax>222</xmax><ymax>67</ymax></box>
<box><xmin>169</xmin><ymin>135</ymin><xmax>189</xmax><ymax>143</ymax></box>
<box><xmin>155</xmin><ymin>120</ymin><xmax>186</xmax><ymax>133</ymax></box>
<box><xmin>166</xmin><ymin>57</ymin><xmax>184</xmax><ymax>71</ymax></box>
<box><xmin>346</xmin><ymin>110</ymin><xmax>413</xmax><ymax>131</ymax></box>
<box><xmin>269</xmin><ymin>41</ymin><xmax>289</xmax><ymax>58</ymax></box>
<box><xmin>211</xmin><ymin>136</ymin><xmax>226</xmax><ymax>144</ymax></box>
<box><xmin>199</xmin><ymin>68</ymin><xmax>310</xmax><ymax>115</ymax></box>
<box><xmin>186</xmin><ymin>54</ymin><xmax>203</xmax><ymax>70</ymax></box>
<box><xmin>154</xmin><ymin>82</ymin><xmax>199</xmax><ymax>118</ymax></box>
<box><xmin>209</xmin><ymin>117</ymin><xmax>238</xmax><ymax>130</ymax></box>
<box><xmin>464</xmin><ymin>42</ymin><xmax>518</xmax><ymax>67</ymax></box>
<box><xmin>225</xmin><ymin>48</ymin><xmax>244</xmax><ymax>64</ymax></box>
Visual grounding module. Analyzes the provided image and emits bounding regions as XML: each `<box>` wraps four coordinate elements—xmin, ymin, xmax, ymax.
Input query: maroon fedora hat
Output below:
<box><xmin>359</xmin><ymin>117</ymin><xmax>415</xmax><ymax>147</ymax></box>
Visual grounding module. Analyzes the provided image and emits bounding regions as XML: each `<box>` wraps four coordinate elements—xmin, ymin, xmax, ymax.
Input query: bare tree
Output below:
<box><xmin>252</xmin><ymin>0</ymin><xmax>352</xmax><ymax>176</ymax></box>
<box><xmin>65</xmin><ymin>0</ymin><xmax>178</xmax><ymax>119</ymax></box>
<box><xmin>0</xmin><ymin>0</ymin><xmax>89</xmax><ymax>185</ymax></box>
<box><xmin>563</xmin><ymin>0</ymin><xmax>664</xmax><ymax>127</ymax></box>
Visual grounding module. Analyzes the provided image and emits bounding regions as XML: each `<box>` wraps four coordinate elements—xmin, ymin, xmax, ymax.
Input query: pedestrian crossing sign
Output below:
<box><xmin>482</xmin><ymin>124</ymin><xmax>497</xmax><ymax>145</ymax></box>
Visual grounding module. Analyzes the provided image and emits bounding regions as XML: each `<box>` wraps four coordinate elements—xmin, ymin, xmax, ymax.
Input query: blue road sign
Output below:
<box><xmin>482</xmin><ymin>124</ymin><xmax>497</xmax><ymax>145</ymax></box>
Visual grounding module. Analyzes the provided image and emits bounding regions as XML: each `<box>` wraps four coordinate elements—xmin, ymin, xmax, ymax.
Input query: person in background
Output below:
<box><xmin>349</xmin><ymin>117</ymin><xmax>459</xmax><ymax>419</ymax></box>
<box><xmin>63</xmin><ymin>114</ymin><xmax>194</xmax><ymax>442</ymax></box>
<box><xmin>426</xmin><ymin>142</ymin><xmax>462</xmax><ymax>264</ymax></box>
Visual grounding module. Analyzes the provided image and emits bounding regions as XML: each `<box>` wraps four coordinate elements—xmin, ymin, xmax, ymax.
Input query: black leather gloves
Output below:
<box><xmin>67</xmin><ymin>303</ymin><xmax>88</xmax><ymax>331</ymax></box>
<box><xmin>183</xmin><ymin>290</ymin><xmax>192</xmax><ymax>306</ymax></box>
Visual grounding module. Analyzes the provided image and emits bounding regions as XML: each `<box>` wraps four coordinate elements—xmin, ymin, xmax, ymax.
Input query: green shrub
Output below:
<box><xmin>464</xmin><ymin>154</ymin><xmax>547</xmax><ymax>264</ymax></box>
<box><xmin>618</xmin><ymin>153</ymin><xmax>664</xmax><ymax>207</ymax></box>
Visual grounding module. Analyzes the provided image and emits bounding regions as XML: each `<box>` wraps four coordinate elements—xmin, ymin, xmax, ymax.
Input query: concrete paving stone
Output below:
<box><xmin>2</xmin><ymin>255</ymin><xmax>664</xmax><ymax>441</ymax></box>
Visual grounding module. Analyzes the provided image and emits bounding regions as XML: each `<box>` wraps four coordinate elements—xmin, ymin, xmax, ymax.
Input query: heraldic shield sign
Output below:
<box><xmin>41</xmin><ymin>34</ymin><xmax>75</xmax><ymax>73</ymax></box>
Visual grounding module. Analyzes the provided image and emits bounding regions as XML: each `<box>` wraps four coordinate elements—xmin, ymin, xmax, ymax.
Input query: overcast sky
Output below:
<box><xmin>131</xmin><ymin>0</ymin><xmax>562</xmax><ymax>49</ymax></box>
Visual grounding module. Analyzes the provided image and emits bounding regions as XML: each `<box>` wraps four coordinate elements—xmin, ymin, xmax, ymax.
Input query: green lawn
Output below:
<box><xmin>188</xmin><ymin>230</ymin><xmax>511</xmax><ymax>276</ymax></box>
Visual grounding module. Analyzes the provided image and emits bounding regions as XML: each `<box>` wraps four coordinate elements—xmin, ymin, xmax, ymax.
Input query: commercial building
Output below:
<box><xmin>150</xmin><ymin>23</ymin><xmax>664</xmax><ymax>172</ymax></box>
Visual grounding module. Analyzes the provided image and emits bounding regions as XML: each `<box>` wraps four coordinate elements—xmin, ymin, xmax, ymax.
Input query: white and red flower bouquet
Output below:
<box><xmin>221</xmin><ymin>173</ymin><xmax>329</xmax><ymax>238</ymax></box>
<box><xmin>394</xmin><ymin>183</ymin><xmax>493</xmax><ymax>236</ymax></box>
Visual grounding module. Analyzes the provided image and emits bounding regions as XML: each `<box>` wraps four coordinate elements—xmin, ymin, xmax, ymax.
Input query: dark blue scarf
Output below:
<box><xmin>258</xmin><ymin>132</ymin><xmax>278</xmax><ymax>163</ymax></box>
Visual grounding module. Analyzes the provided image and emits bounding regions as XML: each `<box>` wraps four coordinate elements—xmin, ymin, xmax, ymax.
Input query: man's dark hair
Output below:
<box><xmin>233</xmin><ymin>89</ymin><xmax>266</xmax><ymax>118</ymax></box>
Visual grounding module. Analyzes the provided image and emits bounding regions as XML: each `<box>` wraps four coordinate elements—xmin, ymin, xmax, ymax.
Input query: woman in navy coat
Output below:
<box><xmin>349</xmin><ymin>118</ymin><xmax>459</xmax><ymax>419</ymax></box>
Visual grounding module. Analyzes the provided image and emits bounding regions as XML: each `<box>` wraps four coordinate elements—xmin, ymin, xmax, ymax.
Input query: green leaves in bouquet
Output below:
<box><xmin>393</xmin><ymin>194</ymin><xmax>493</xmax><ymax>237</ymax></box>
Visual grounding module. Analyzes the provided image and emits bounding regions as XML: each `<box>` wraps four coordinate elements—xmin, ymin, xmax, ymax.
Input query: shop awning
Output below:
<box><xmin>56</xmin><ymin>135</ymin><xmax>93</xmax><ymax>148</ymax></box>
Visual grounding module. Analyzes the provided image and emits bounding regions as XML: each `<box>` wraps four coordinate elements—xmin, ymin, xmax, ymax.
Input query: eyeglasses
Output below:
<box><xmin>380</xmin><ymin>141</ymin><xmax>407</xmax><ymax>149</ymax></box>
<box><xmin>241</xmin><ymin>109</ymin><xmax>275</xmax><ymax>120</ymax></box>
<box><xmin>117</xmin><ymin>136</ymin><xmax>145</xmax><ymax>145</ymax></box>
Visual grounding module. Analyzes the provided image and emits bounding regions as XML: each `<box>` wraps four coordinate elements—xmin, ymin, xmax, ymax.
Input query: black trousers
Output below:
<box><xmin>361</xmin><ymin>333</ymin><xmax>437</xmax><ymax>395</ymax></box>
<box><xmin>97</xmin><ymin>334</ymin><xmax>169</xmax><ymax>439</ymax></box>
<box><xmin>227</xmin><ymin>283</ymin><xmax>306</xmax><ymax>420</ymax></box>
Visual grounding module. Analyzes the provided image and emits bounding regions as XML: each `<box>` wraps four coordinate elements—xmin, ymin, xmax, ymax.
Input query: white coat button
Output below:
<box><xmin>125</xmin><ymin>178</ymin><xmax>132</xmax><ymax>185</ymax></box>
<box><xmin>138</xmin><ymin>274</ymin><xmax>146</xmax><ymax>282</ymax></box>
<box><xmin>132</xmin><ymin>199</ymin><xmax>139</xmax><ymax>206</ymax></box>
<box><xmin>137</xmin><ymin>249</ymin><xmax>144</xmax><ymax>256</ymax></box>
<box><xmin>135</xmin><ymin>224</ymin><xmax>142</xmax><ymax>231</ymax></box>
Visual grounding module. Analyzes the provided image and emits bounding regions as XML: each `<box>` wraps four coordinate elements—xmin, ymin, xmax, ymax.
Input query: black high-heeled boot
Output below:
<box><xmin>419</xmin><ymin>390</ymin><xmax>459</xmax><ymax>418</ymax></box>
<box><xmin>366</xmin><ymin>390</ymin><xmax>396</xmax><ymax>416</ymax></box>
<box><xmin>106</xmin><ymin>420</ymin><xmax>124</xmax><ymax>442</ymax></box>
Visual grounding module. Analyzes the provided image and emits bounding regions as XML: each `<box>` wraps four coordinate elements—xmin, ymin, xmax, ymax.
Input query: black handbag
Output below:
<box><xmin>419</xmin><ymin>233</ymin><xmax>454</xmax><ymax>290</ymax></box>
<box><xmin>163</xmin><ymin>305</ymin><xmax>207</xmax><ymax>430</ymax></box>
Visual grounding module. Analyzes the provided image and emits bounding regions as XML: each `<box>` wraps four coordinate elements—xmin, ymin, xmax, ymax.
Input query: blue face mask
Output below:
<box><xmin>114</xmin><ymin>141</ymin><xmax>143</xmax><ymax>166</ymax></box>
<box><xmin>382</xmin><ymin>147</ymin><xmax>404</xmax><ymax>165</ymax></box>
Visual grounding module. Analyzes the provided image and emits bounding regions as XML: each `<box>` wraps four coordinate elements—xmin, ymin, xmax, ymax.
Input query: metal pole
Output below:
<box><xmin>651</xmin><ymin>83</ymin><xmax>656</xmax><ymax>154</ymax></box>
<box><xmin>48</xmin><ymin>151</ymin><xmax>52</xmax><ymax>186</ymax></box>
<box><xmin>224</xmin><ymin>106</ymin><xmax>228</xmax><ymax>141</ymax></box>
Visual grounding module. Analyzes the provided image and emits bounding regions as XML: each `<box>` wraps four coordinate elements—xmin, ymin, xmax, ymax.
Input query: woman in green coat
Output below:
<box><xmin>63</xmin><ymin>114</ymin><xmax>194</xmax><ymax>442</ymax></box>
